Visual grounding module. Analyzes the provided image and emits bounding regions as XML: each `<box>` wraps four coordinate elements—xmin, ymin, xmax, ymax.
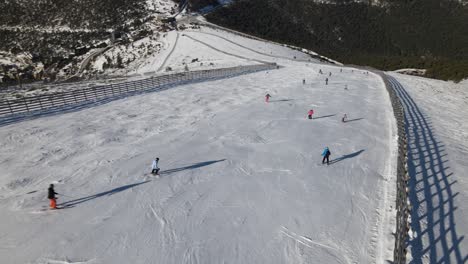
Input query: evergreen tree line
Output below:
<box><xmin>207</xmin><ymin>0</ymin><xmax>468</xmax><ymax>81</ymax></box>
<box><xmin>0</xmin><ymin>0</ymin><xmax>148</xmax><ymax>29</ymax></box>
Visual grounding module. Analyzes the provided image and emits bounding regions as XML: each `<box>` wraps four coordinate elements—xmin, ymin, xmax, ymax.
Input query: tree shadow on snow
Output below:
<box><xmin>313</xmin><ymin>114</ymin><xmax>336</xmax><ymax>120</ymax></box>
<box><xmin>160</xmin><ymin>159</ymin><xmax>226</xmax><ymax>176</ymax></box>
<box><xmin>388</xmin><ymin>75</ymin><xmax>467</xmax><ymax>264</ymax></box>
<box><xmin>58</xmin><ymin>181</ymin><xmax>150</xmax><ymax>207</ymax></box>
<box><xmin>329</xmin><ymin>149</ymin><xmax>365</xmax><ymax>165</ymax></box>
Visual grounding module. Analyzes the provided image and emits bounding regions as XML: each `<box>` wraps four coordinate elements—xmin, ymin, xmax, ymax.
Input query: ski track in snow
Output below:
<box><xmin>0</xmin><ymin>27</ymin><xmax>398</xmax><ymax>264</ymax></box>
<box><xmin>279</xmin><ymin>226</ymin><xmax>351</xmax><ymax>264</ymax></box>
<box><xmin>157</xmin><ymin>32</ymin><xmax>180</xmax><ymax>72</ymax></box>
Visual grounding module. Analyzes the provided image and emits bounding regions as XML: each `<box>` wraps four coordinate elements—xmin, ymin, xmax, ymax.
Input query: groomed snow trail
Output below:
<box><xmin>0</xmin><ymin>29</ymin><xmax>396</xmax><ymax>264</ymax></box>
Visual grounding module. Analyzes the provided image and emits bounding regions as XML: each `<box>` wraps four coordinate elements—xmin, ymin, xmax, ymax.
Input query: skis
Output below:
<box><xmin>31</xmin><ymin>205</ymin><xmax>74</xmax><ymax>214</ymax></box>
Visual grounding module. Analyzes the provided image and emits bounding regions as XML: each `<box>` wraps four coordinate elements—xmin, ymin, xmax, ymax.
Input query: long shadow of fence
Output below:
<box><xmin>388</xmin><ymin>75</ymin><xmax>466</xmax><ymax>264</ymax></box>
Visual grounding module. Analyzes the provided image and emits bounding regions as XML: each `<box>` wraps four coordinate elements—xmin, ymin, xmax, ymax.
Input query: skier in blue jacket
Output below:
<box><xmin>322</xmin><ymin>147</ymin><xmax>331</xmax><ymax>165</ymax></box>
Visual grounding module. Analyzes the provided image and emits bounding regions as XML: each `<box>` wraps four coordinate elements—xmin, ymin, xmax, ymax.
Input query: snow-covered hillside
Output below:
<box><xmin>387</xmin><ymin>73</ymin><xmax>468</xmax><ymax>263</ymax></box>
<box><xmin>0</xmin><ymin>28</ymin><xmax>398</xmax><ymax>263</ymax></box>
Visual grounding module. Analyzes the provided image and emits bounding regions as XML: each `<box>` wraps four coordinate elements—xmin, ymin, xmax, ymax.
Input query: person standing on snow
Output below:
<box><xmin>325</xmin><ymin>78</ymin><xmax>329</xmax><ymax>85</ymax></box>
<box><xmin>151</xmin><ymin>157</ymin><xmax>160</xmax><ymax>175</ymax></box>
<box><xmin>342</xmin><ymin>114</ymin><xmax>347</xmax><ymax>122</ymax></box>
<box><xmin>265</xmin><ymin>93</ymin><xmax>271</xmax><ymax>103</ymax></box>
<box><xmin>322</xmin><ymin>147</ymin><xmax>331</xmax><ymax>165</ymax></box>
<box><xmin>48</xmin><ymin>184</ymin><xmax>58</xmax><ymax>209</ymax></box>
<box><xmin>308</xmin><ymin>109</ymin><xmax>314</xmax><ymax>119</ymax></box>
<box><xmin>303</xmin><ymin>79</ymin><xmax>306</xmax><ymax>85</ymax></box>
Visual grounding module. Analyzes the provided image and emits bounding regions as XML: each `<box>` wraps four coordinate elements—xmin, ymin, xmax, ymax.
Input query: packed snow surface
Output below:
<box><xmin>0</xmin><ymin>28</ymin><xmax>397</xmax><ymax>264</ymax></box>
<box><xmin>388</xmin><ymin>73</ymin><xmax>468</xmax><ymax>263</ymax></box>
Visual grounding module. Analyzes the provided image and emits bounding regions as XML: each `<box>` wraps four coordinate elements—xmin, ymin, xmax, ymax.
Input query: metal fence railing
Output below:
<box><xmin>379</xmin><ymin>72</ymin><xmax>410</xmax><ymax>264</ymax></box>
<box><xmin>0</xmin><ymin>63</ymin><xmax>277</xmax><ymax>120</ymax></box>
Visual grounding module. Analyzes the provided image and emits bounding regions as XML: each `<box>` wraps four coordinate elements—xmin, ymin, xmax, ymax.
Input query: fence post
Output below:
<box><xmin>83</xmin><ymin>89</ymin><xmax>88</xmax><ymax>101</ymax></box>
<box><xmin>6</xmin><ymin>100</ymin><xmax>13</xmax><ymax>114</ymax></box>
<box><xmin>23</xmin><ymin>98</ymin><xmax>29</xmax><ymax>112</ymax></box>
<box><xmin>38</xmin><ymin>95</ymin><xmax>44</xmax><ymax>110</ymax></box>
<box><xmin>61</xmin><ymin>93</ymin><xmax>66</xmax><ymax>106</ymax></box>
<box><xmin>93</xmin><ymin>87</ymin><xmax>98</xmax><ymax>99</ymax></box>
<box><xmin>73</xmin><ymin>90</ymin><xmax>78</xmax><ymax>103</ymax></box>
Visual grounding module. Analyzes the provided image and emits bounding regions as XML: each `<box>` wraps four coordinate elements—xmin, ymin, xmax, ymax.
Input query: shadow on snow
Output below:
<box><xmin>59</xmin><ymin>181</ymin><xmax>150</xmax><ymax>207</ymax></box>
<box><xmin>329</xmin><ymin>149</ymin><xmax>365</xmax><ymax>165</ymax></box>
<box><xmin>269</xmin><ymin>99</ymin><xmax>294</xmax><ymax>102</ymax></box>
<box><xmin>58</xmin><ymin>159</ymin><xmax>227</xmax><ymax>207</ymax></box>
<box><xmin>344</xmin><ymin>118</ymin><xmax>364</xmax><ymax>123</ymax></box>
<box><xmin>388</xmin><ymin>75</ymin><xmax>467</xmax><ymax>264</ymax></box>
<box><xmin>161</xmin><ymin>159</ymin><xmax>226</xmax><ymax>175</ymax></box>
<box><xmin>313</xmin><ymin>114</ymin><xmax>336</xmax><ymax>120</ymax></box>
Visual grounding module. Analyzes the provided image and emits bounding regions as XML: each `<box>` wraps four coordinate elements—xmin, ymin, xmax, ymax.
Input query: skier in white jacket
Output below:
<box><xmin>151</xmin><ymin>158</ymin><xmax>160</xmax><ymax>175</ymax></box>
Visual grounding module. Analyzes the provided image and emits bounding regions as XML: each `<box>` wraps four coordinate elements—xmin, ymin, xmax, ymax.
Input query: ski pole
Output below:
<box><xmin>57</xmin><ymin>193</ymin><xmax>75</xmax><ymax>198</ymax></box>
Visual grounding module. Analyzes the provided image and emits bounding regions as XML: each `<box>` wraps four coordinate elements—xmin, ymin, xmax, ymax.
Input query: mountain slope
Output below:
<box><xmin>0</xmin><ymin>28</ymin><xmax>397</xmax><ymax>263</ymax></box>
<box><xmin>207</xmin><ymin>0</ymin><xmax>468</xmax><ymax>81</ymax></box>
<box><xmin>0</xmin><ymin>0</ymin><xmax>178</xmax><ymax>84</ymax></box>
<box><xmin>387</xmin><ymin>72</ymin><xmax>468</xmax><ymax>263</ymax></box>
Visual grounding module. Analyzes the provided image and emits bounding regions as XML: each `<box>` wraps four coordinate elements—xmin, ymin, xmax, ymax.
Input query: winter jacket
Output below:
<box><xmin>48</xmin><ymin>187</ymin><xmax>57</xmax><ymax>199</ymax></box>
<box><xmin>308</xmin><ymin>110</ymin><xmax>314</xmax><ymax>115</ymax></box>
<box><xmin>152</xmin><ymin>160</ymin><xmax>159</xmax><ymax>170</ymax></box>
<box><xmin>322</xmin><ymin>148</ymin><xmax>331</xmax><ymax>157</ymax></box>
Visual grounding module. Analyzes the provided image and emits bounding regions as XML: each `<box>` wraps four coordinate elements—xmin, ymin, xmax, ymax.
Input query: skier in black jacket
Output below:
<box><xmin>48</xmin><ymin>184</ymin><xmax>58</xmax><ymax>209</ymax></box>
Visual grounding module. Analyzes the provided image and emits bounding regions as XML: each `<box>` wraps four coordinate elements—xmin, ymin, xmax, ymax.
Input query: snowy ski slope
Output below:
<box><xmin>0</xmin><ymin>28</ymin><xmax>397</xmax><ymax>263</ymax></box>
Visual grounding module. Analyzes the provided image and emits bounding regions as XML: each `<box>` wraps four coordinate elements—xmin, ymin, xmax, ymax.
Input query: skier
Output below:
<box><xmin>342</xmin><ymin>114</ymin><xmax>347</xmax><ymax>122</ymax></box>
<box><xmin>303</xmin><ymin>79</ymin><xmax>306</xmax><ymax>85</ymax></box>
<box><xmin>325</xmin><ymin>78</ymin><xmax>328</xmax><ymax>85</ymax></box>
<box><xmin>48</xmin><ymin>184</ymin><xmax>58</xmax><ymax>209</ymax></box>
<box><xmin>308</xmin><ymin>109</ymin><xmax>314</xmax><ymax>119</ymax></box>
<box><xmin>151</xmin><ymin>157</ymin><xmax>160</xmax><ymax>175</ymax></box>
<box><xmin>265</xmin><ymin>93</ymin><xmax>271</xmax><ymax>103</ymax></box>
<box><xmin>321</xmin><ymin>147</ymin><xmax>331</xmax><ymax>165</ymax></box>
<box><xmin>340</xmin><ymin>69</ymin><xmax>343</xmax><ymax>73</ymax></box>
<box><xmin>319</xmin><ymin>69</ymin><xmax>323</xmax><ymax>74</ymax></box>
<box><xmin>329</xmin><ymin>72</ymin><xmax>332</xmax><ymax>77</ymax></box>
